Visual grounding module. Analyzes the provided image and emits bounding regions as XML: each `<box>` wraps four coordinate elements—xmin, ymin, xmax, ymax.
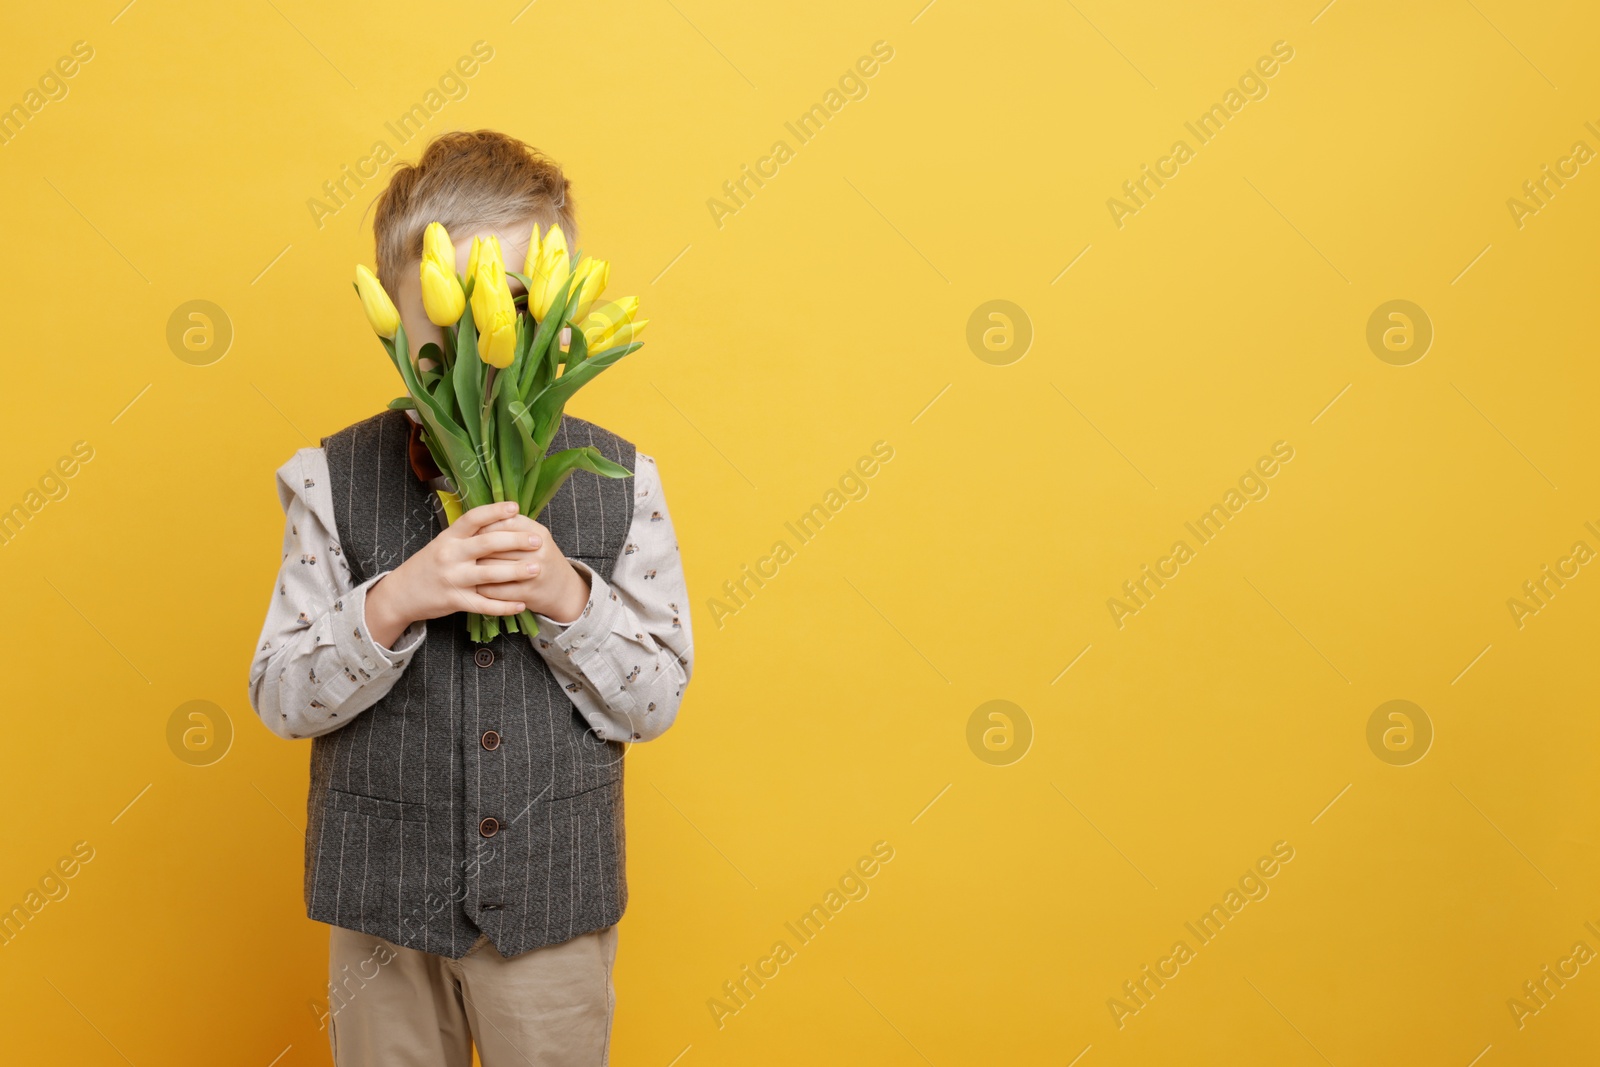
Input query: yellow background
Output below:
<box><xmin>1</xmin><ymin>1</ymin><xmax>1596</xmax><ymax>1063</ymax></box>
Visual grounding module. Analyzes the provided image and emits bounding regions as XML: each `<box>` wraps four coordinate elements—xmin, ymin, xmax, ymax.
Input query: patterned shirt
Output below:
<box><xmin>248</xmin><ymin>447</ymin><xmax>692</xmax><ymax>746</ymax></box>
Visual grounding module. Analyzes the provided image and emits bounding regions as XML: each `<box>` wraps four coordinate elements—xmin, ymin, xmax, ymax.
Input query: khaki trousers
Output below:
<box><xmin>325</xmin><ymin>924</ymin><xmax>618</xmax><ymax>1067</ymax></box>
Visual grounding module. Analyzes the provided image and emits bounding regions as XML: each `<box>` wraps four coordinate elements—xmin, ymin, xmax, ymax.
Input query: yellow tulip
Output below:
<box><xmin>424</xmin><ymin>221</ymin><xmax>457</xmax><ymax>273</ymax></box>
<box><xmin>588</xmin><ymin>318</ymin><xmax>648</xmax><ymax>353</ymax></box>
<box><xmin>421</xmin><ymin>259</ymin><xmax>465</xmax><ymax>326</ymax></box>
<box><xmin>436</xmin><ymin>488</ymin><xmax>464</xmax><ymax>526</ymax></box>
<box><xmin>578</xmin><ymin>297</ymin><xmax>639</xmax><ymax>350</ymax></box>
<box><xmin>529</xmin><ymin>224</ymin><xmax>570</xmax><ymax>320</ymax></box>
<box><xmin>465</xmin><ymin>234</ymin><xmax>503</xmax><ymax>290</ymax></box>
<box><xmin>480</xmin><ymin>319</ymin><xmax>516</xmax><ymax>369</ymax></box>
<box><xmin>420</xmin><ymin>223</ymin><xmax>465</xmax><ymax>326</ymax></box>
<box><xmin>354</xmin><ymin>264</ymin><xmax>400</xmax><ymax>339</ymax></box>
<box><xmin>470</xmin><ymin>239</ymin><xmax>518</xmax><ymax>369</ymax></box>
<box><xmin>568</xmin><ymin>257</ymin><xmax>610</xmax><ymax>322</ymax></box>
<box><xmin>523</xmin><ymin>221</ymin><xmax>543</xmax><ymax>277</ymax></box>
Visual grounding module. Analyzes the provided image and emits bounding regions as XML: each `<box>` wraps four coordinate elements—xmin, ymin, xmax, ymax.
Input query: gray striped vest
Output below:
<box><xmin>305</xmin><ymin>408</ymin><xmax>635</xmax><ymax>959</ymax></box>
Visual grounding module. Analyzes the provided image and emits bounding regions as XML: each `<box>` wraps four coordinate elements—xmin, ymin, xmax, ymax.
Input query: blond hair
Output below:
<box><xmin>372</xmin><ymin>130</ymin><xmax>577</xmax><ymax>295</ymax></box>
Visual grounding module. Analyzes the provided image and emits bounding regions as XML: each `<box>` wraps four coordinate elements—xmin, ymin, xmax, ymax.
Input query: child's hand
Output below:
<box><xmin>364</xmin><ymin>502</ymin><xmax>539</xmax><ymax>647</ymax></box>
<box><xmin>478</xmin><ymin>512</ymin><xmax>592</xmax><ymax>624</ymax></box>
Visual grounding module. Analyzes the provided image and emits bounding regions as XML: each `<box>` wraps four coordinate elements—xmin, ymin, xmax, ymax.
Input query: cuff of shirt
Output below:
<box><xmin>530</xmin><ymin>560</ymin><xmax>645</xmax><ymax>737</ymax></box>
<box><xmin>532</xmin><ymin>559</ymin><xmax>624</xmax><ymax>662</ymax></box>
<box><xmin>315</xmin><ymin>572</ymin><xmax>426</xmax><ymax>706</ymax></box>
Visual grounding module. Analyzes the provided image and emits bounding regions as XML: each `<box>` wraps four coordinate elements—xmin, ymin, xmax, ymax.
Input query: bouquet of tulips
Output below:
<box><xmin>353</xmin><ymin>221</ymin><xmax>648</xmax><ymax>643</ymax></box>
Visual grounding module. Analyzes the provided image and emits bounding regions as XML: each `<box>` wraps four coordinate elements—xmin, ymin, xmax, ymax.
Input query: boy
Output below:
<box><xmin>248</xmin><ymin>130</ymin><xmax>692</xmax><ymax>1066</ymax></box>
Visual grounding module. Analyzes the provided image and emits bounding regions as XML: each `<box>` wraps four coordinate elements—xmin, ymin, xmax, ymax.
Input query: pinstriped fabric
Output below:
<box><xmin>305</xmin><ymin>408</ymin><xmax>635</xmax><ymax>960</ymax></box>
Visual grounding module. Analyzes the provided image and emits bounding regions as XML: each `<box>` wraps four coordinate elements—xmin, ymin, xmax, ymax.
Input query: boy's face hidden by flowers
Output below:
<box><xmin>395</xmin><ymin>217</ymin><xmax>537</xmax><ymax>370</ymax></box>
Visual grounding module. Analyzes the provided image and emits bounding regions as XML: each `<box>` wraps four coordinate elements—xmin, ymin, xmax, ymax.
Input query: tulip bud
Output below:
<box><xmin>529</xmin><ymin>225</ymin><xmax>571</xmax><ymax>320</ymax></box>
<box><xmin>579</xmin><ymin>297</ymin><xmax>639</xmax><ymax>350</ymax></box>
<box><xmin>470</xmin><ymin>241</ymin><xmax>518</xmax><ymax>369</ymax></box>
<box><xmin>523</xmin><ymin>222</ymin><xmax>543</xmax><ymax>277</ymax></box>
<box><xmin>568</xmin><ymin>257</ymin><xmax>611</xmax><ymax>323</ymax></box>
<box><xmin>354</xmin><ymin>264</ymin><xmax>400</xmax><ymax>339</ymax></box>
<box><xmin>420</xmin><ymin>223</ymin><xmax>466</xmax><ymax>326</ymax></box>
<box><xmin>541</xmin><ymin>224</ymin><xmax>567</xmax><ymax>265</ymax></box>
<box><xmin>587</xmin><ymin>318</ymin><xmax>648</xmax><ymax>353</ymax></box>
<box><xmin>480</xmin><ymin>321</ymin><xmax>517</xmax><ymax>369</ymax></box>
<box><xmin>423</xmin><ymin>222</ymin><xmax>457</xmax><ymax>275</ymax></box>
<box><xmin>583</xmin><ymin>297</ymin><xmax>639</xmax><ymax>330</ymax></box>
<box><xmin>421</xmin><ymin>259</ymin><xmax>465</xmax><ymax>326</ymax></box>
<box><xmin>465</xmin><ymin>234</ymin><xmax>503</xmax><ymax>289</ymax></box>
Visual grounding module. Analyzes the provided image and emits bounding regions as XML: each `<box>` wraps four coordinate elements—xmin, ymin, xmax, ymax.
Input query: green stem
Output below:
<box><xmin>499</xmin><ymin>395</ymin><xmax>522</xmax><ymax>509</ymax></box>
<box><xmin>481</xmin><ymin>368</ymin><xmax>504</xmax><ymax>502</ymax></box>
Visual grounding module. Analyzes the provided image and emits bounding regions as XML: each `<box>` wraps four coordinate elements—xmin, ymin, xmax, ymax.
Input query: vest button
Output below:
<box><xmin>481</xmin><ymin>730</ymin><xmax>501</xmax><ymax>751</ymax></box>
<box><xmin>474</xmin><ymin>648</ymin><xmax>495</xmax><ymax>668</ymax></box>
<box><xmin>479</xmin><ymin>816</ymin><xmax>500</xmax><ymax>838</ymax></box>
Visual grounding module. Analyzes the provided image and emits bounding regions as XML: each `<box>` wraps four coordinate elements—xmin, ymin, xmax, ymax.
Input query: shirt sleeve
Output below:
<box><xmin>528</xmin><ymin>452</ymin><xmax>693</xmax><ymax>743</ymax></box>
<box><xmin>247</xmin><ymin>447</ymin><xmax>427</xmax><ymax>740</ymax></box>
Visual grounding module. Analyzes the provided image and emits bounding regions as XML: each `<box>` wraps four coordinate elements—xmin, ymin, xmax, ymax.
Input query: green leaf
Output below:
<box><xmin>583</xmin><ymin>452</ymin><xmax>633</xmax><ymax>478</ymax></box>
<box><xmin>481</xmin><ymin>367</ymin><xmax>505</xmax><ymax>502</ymax></box>
<box><xmin>385</xmin><ymin>324</ymin><xmax>489</xmax><ymax>508</ymax></box>
<box><xmin>527</xmin><ymin>341</ymin><xmax>642</xmax><ymax>439</ymax></box>
<box><xmin>528</xmin><ymin>447</ymin><xmax>633</xmax><ymax>521</ymax></box>
<box><xmin>506</xmin><ymin>314</ymin><xmax>536</xmax><ymax>392</ymax></box>
<box><xmin>517</xmin><ymin>271</ymin><xmax>579</xmax><ymax>397</ymax></box>
<box><xmin>417</xmin><ymin>342</ymin><xmax>443</xmax><ymax>371</ymax></box>
<box><xmin>507</xmin><ymin>398</ymin><xmax>535</xmax><ymax>437</ymax></box>
<box><xmin>508</xmin><ymin>398</ymin><xmax>541</xmax><ymax>514</ymax></box>
<box><xmin>495</xmin><ymin>382</ymin><xmax>522</xmax><ymax>507</ymax></box>
<box><xmin>387</xmin><ymin>396</ymin><xmax>416</xmax><ymax>411</ymax></box>
<box><xmin>382</xmin><ymin>326</ymin><xmax>432</xmax><ymax>425</ymax></box>
<box><xmin>415</xmin><ymin>409</ymin><xmax>485</xmax><ymax>504</ymax></box>
<box><xmin>542</xmin><ymin>277</ymin><xmax>587</xmax><ymax>383</ymax></box>
<box><xmin>565</xmin><ymin>321</ymin><xmax>590</xmax><ymax>366</ymax></box>
<box><xmin>587</xmin><ymin>340</ymin><xmax>645</xmax><ymax>362</ymax></box>
<box><xmin>531</xmin><ymin>327</ymin><xmax>588</xmax><ymax>446</ymax></box>
<box><xmin>436</xmin><ymin>340</ymin><xmax>457</xmax><ymax>411</ymax></box>
<box><xmin>453</xmin><ymin>301</ymin><xmax>486</xmax><ymax>472</ymax></box>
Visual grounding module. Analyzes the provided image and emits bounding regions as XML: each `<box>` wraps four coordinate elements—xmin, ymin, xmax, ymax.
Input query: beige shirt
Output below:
<box><xmin>248</xmin><ymin>447</ymin><xmax>691</xmax><ymax>746</ymax></box>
